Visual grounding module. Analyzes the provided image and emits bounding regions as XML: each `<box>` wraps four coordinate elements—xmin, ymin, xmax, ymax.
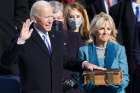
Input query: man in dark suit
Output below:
<box><xmin>0</xmin><ymin>0</ymin><xmax>29</xmax><ymax>74</ymax></box>
<box><xmin>79</xmin><ymin>0</ymin><xmax>120</xmax><ymax>21</ymax></box>
<box><xmin>2</xmin><ymin>1</ymin><xmax>64</xmax><ymax>93</ymax></box>
<box><xmin>110</xmin><ymin>0</ymin><xmax>140</xmax><ymax>93</ymax></box>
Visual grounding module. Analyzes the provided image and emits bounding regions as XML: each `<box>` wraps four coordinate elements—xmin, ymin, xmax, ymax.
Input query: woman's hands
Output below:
<box><xmin>82</xmin><ymin>61</ymin><xmax>106</xmax><ymax>71</ymax></box>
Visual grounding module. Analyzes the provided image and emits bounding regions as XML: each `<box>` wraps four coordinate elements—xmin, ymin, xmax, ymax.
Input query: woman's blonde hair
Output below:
<box><xmin>90</xmin><ymin>12</ymin><xmax>117</xmax><ymax>43</ymax></box>
<box><xmin>64</xmin><ymin>2</ymin><xmax>90</xmax><ymax>41</ymax></box>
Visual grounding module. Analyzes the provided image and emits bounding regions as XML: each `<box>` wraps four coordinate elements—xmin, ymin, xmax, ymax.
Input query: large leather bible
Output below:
<box><xmin>83</xmin><ymin>69</ymin><xmax>123</xmax><ymax>85</ymax></box>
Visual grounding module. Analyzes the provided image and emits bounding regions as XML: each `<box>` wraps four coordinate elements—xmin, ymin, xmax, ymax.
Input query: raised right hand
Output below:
<box><xmin>18</xmin><ymin>19</ymin><xmax>33</xmax><ymax>41</ymax></box>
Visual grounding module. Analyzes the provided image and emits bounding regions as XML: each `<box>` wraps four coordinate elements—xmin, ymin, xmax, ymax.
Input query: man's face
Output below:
<box><xmin>35</xmin><ymin>6</ymin><xmax>54</xmax><ymax>32</ymax></box>
<box><xmin>53</xmin><ymin>11</ymin><xmax>64</xmax><ymax>22</ymax></box>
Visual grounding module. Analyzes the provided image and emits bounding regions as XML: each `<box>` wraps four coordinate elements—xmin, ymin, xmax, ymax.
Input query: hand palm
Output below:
<box><xmin>20</xmin><ymin>19</ymin><xmax>33</xmax><ymax>40</ymax></box>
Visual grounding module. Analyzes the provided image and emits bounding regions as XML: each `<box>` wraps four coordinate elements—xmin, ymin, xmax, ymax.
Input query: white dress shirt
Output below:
<box><xmin>132</xmin><ymin>2</ymin><xmax>140</xmax><ymax>22</ymax></box>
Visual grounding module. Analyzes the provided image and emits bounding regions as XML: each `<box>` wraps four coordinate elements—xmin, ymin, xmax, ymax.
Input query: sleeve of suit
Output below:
<box><xmin>116</xmin><ymin>46</ymin><xmax>129</xmax><ymax>92</ymax></box>
<box><xmin>1</xmin><ymin>37</ymin><xmax>23</xmax><ymax>66</ymax></box>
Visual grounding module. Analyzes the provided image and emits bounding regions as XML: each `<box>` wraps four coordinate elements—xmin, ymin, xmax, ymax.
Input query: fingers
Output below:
<box><xmin>22</xmin><ymin>19</ymin><xmax>33</xmax><ymax>28</ymax></box>
<box><xmin>19</xmin><ymin>19</ymin><xmax>34</xmax><ymax>41</ymax></box>
<box><xmin>83</xmin><ymin>62</ymin><xmax>106</xmax><ymax>71</ymax></box>
<box><xmin>83</xmin><ymin>63</ymin><xmax>95</xmax><ymax>71</ymax></box>
<box><xmin>24</xmin><ymin>19</ymin><xmax>33</xmax><ymax>29</ymax></box>
<box><xmin>94</xmin><ymin>66</ymin><xmax>106</xmax><ymax>70</ymax></box>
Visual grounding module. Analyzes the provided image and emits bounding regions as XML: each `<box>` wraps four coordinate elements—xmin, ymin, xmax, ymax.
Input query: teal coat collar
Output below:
<box><xmin>88</xmin><ymin>42</ymin><xmax>117</xmax><ymax>68</ymax></box>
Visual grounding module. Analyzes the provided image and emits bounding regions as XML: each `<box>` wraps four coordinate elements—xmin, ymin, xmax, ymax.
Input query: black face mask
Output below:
<box><xmin>67</xmin><ymin>20</ymin><xmax>76</xmax><ymax>31</ymax></box>
<box><xmin>52</xmin><ymin>20</ymin><xmax>63</xmax><ymax>32</ymax></box>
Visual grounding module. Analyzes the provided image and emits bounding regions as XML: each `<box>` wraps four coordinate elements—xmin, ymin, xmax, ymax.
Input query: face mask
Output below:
<box><xmin>52</xmin><ymin>20</ymin><xmax>63</xmax><ymax>32</ymax></box>
<box><xmin>68</xmin><ymin>18</ymin><xmax>82</xmax><ymax>30</ymax></box>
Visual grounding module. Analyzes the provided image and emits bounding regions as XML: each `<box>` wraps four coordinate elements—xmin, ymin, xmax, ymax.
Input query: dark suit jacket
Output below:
<box><xmin>2</xmin><ymin>29</ymin><xmax>64</xmax><ymax>93</ymax></box>
<box><xmin>0</xmin><ymin>0</ymin><xmax>29</xmax><ymax>74</ymax></box>
<box><xmin>62</xmin><ymin>31</ymin><xmax>84</xmax><ymax>93</ymax></box>
<box><xmin>80</xmin><ymin>0</ymin><xmax>107</xmax><ymax>21</ymax></box>
<box><xmin>82</xmin><ymin>0</ymin><xmax>121</xmax><ymax>21</ymax></box>
<box><xmin>110</xmin><ymin>1</ymin><xmax>136</xmax><ymax>54</ymax></box>
<box><xmin>110</xmin><ymin>2</ymin><xmax>140</xmax><ymax>93</ymax></box>
<box><xmin>109</xmin><ymin>1</ymin><xmax>138</xmax><ymax>75</ymax></box>
<box><xmin>91</xmin><ymin>0</ymin><xmax>107</xmax><ymax>14</ymax></box>
<box><xmin>63</xmin><ymin>31</ymin><xmax>83</xmax><ymax>71</ymax></box>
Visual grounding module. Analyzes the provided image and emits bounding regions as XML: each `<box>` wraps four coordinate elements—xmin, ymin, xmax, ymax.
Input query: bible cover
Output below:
<box><xmin>83</xmin><ymin>69</ymin><xmax>123</xmax><ymax>85</ymax></box>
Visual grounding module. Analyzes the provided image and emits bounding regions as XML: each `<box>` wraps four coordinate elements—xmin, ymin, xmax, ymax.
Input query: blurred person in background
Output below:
<box><xmin>110</xmin><ymin>0</ymin><xmax>140</xmax><ymax>93</ymax></box>
<box><xmin>78</xmin><ymin>0</ymin><xmax>121</xmax><ymax>21</ymax></box>
<box><xmin>62</xmin><ymin>2</ymin><xmax>90</xmax><ymax>93</ymax></box>
<box><xmin>50</xmin><ymin>1</ymin><xmax>64</xmax><ymax>32</ymax></box>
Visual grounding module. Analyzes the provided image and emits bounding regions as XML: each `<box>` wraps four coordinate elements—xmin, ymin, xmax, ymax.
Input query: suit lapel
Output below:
<box><xmin>125</xmin><ymin>2</ymin><xmax>136</xmax><ymax>35</ymax></box>
<box><xmin>88</xmin><ymin>43</ymin><xmax>99</xmax><ymax>65</ymax></box>
<box><xmin>88</xmin><ymin>42</ymin><xmax>117</xmax><ymax>68</ymax></box>
<box><xmin>31</xmin><ymin>29</ymin><xmax>51</xmax><ymax>56</ymax></box>
<box><xmin>48</xmin><ymin>31</ymin><xmax>55</xmax><ymax>55</ymax></box>
<box><xmin>104</xmin><ymin>42</ymin><xmax>116</xmax><ymax>68</ymax></box>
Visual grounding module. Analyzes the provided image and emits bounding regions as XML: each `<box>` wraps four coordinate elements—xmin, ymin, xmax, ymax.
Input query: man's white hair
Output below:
<box><xmin>30</xmin><ymin>0</ymin><xmax>52</xmax><ymax>21</ymax></box>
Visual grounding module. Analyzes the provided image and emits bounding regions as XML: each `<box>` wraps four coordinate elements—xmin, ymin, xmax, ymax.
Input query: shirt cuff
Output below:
<box><xmin>17</xmin><ymin>38</ymin><xmax>26</xmax><ymax>45</ymax></box>
<box><xmin>82</xmin><ymin>61</ymin><xmax>89</xmax><ymax>69</ymax></box>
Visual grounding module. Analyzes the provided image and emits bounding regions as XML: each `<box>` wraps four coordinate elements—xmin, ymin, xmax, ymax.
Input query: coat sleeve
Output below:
<box><xmin>117</xmin><ymin>46</ymin><xmax>129</xmax><ymax>92</ymax></box>
<box><xmin>1</xmin><ymin>38</ymin><xmax>23</xmax><ymax>65</ymax></box>
<box><xmin>78</xmin><ymin>46</ymin><xmax>88</xmax><ymax>63</ymax></box>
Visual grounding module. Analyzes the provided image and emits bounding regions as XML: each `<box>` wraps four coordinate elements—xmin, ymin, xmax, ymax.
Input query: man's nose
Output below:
<box><xmin>48</xmin><ymin>18</ymin><xmax>53</xmax><ymax>24</ymax></box>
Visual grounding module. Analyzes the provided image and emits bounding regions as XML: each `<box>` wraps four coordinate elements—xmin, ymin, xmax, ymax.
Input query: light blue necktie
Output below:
<box><xmin>136</xmin><ymin>6</ymin><xmax>140</xmax><ymax>21</ymax></box>
<box><xmin>42</xmin><ymin>34</ymin><xmax>52</xmax><ymax>54</ymax></box>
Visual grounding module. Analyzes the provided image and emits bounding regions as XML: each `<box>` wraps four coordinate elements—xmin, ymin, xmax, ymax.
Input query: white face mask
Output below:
<box><xmin>68</xmin><ymin>17</ymin><xmax>83</xmax><ymax>30</ymax></box>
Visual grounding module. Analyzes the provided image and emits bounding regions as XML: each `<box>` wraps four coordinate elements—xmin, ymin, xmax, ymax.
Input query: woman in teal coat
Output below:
<box><xmin>78</xmin><ymin>12</ymin><xmax>129</xmax><ymax>93</ymax></box>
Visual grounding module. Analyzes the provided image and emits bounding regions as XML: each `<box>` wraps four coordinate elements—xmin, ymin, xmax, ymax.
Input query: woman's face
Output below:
<box><xmin>67</xmin><ymin>8</ymin><xmax>83</xmax><ymax>30</ymax></box>
<box><xmin>95</xmin><ymin>21</ymin><xmax>112</xmax><ymax>43</ymax></box>
<box><xmin>68</xmin><ymin>8</ymin><xmax>82</xmax><ymax>21</ymax></box>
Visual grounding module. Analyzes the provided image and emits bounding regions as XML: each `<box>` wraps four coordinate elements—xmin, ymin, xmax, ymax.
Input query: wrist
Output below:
<box><xmin>82</xmin><ymin>61</ymin><xmax>89</xmax><ymax>69</ymax></box>
<box><xmin>17</xmin><ymin>37</ymin><xmax>26</xmax><ymax>45</ymax></box>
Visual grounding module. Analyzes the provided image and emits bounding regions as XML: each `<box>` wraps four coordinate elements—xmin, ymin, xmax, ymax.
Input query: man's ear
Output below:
<box><xmin>32</xmin><ymin>16</ymin><xmax>38</xmax><ymax>23</ymax></box>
